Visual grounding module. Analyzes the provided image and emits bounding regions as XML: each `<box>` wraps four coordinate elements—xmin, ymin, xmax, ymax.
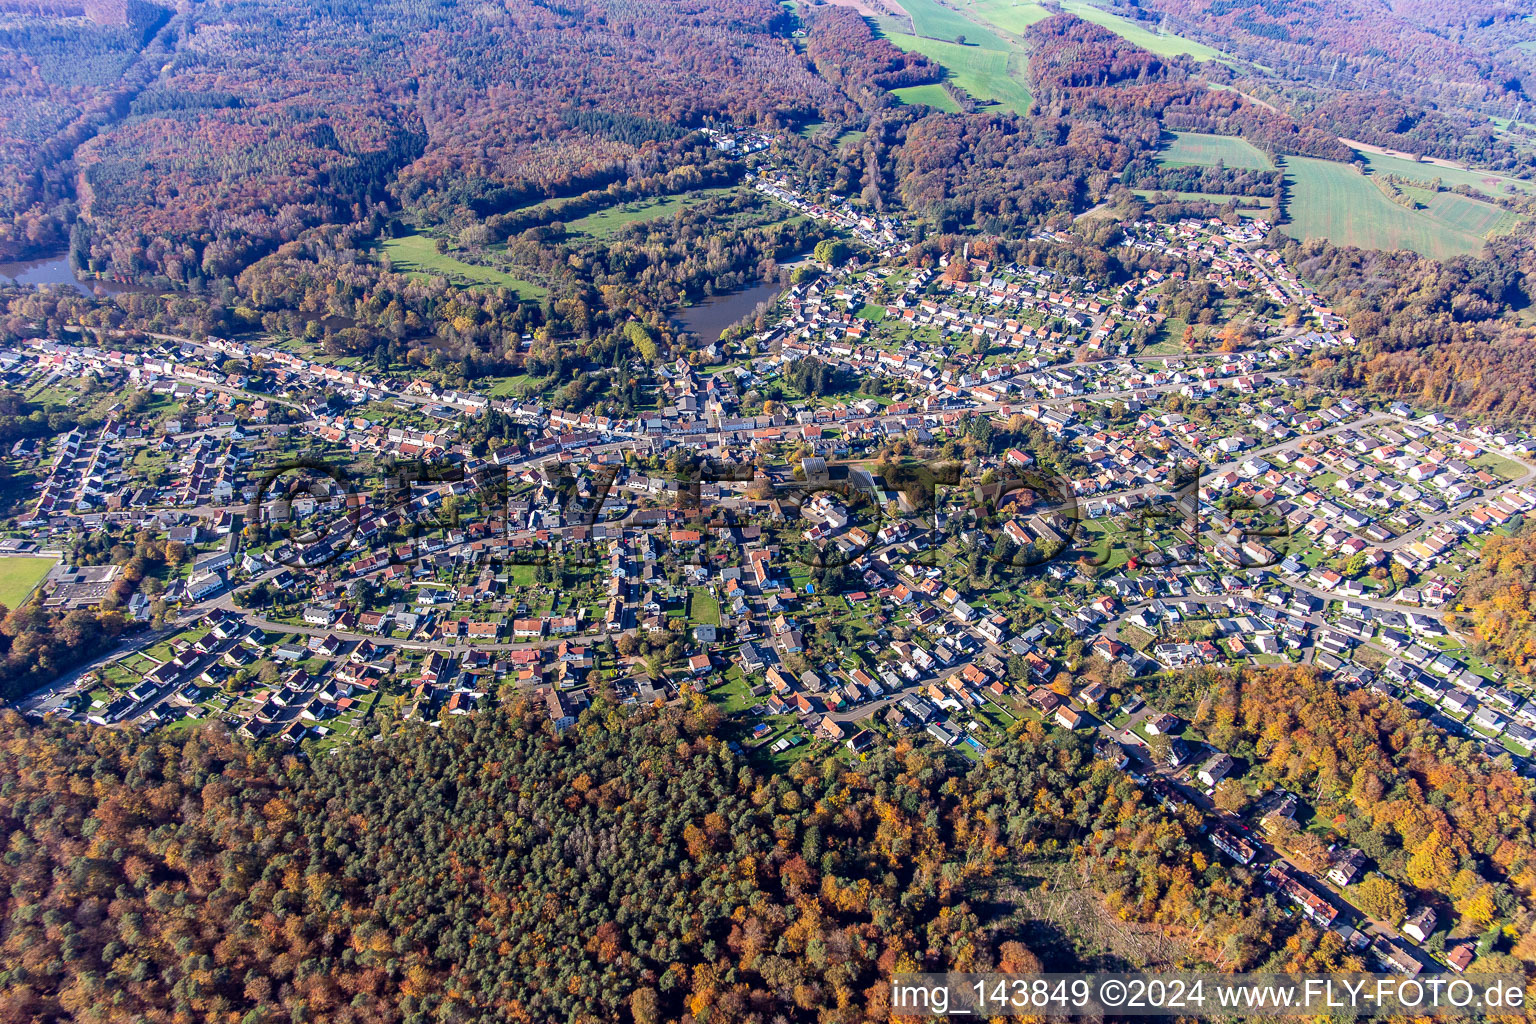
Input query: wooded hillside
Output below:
<box><xmin>0</xmin><ymin>690</ymin><xmax>1346</xmax><ymax>1023</ymax></box>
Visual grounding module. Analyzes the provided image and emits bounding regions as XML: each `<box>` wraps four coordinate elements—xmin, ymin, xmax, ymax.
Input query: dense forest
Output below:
<box><xmin>1306</xmin><ymin>94</ymin><xmax>1534</xmax><ymax>174</ymax></box>
<box><xmin>3</xmin><ymin>0</ymin><xmax>841</xmax><ymax>285</ymax></box>
<box><xmin>0</xmin><ymin>0</ymin><xmax>168</xmax><ymax>260</ymax></box>
<box><xmin>1147</xmin><ymin>0</ymin><xmax>1529</xmax><ymax>104</ymax></box>
<box><xmin>1025</xmin><ymin>15</ymin><xmax>1349</xmax><ymax>162</ymax></box>
<box><xmin>0</xmin><ymin>689</ymin><xmax>1362</xmax><ymax>1023</ymax></box>
<box><xmin>1290</xmin><ymin>235</ymin><xmax>1536</xmax><ymax>423</ymax></box>
<box><xmin>1120</xmin><ymin>156</ymin><xmax>1282</xmax><ymax>198</ymax></box>
<box><xmin>802</xmin><ymin>6</ymin><xmax>942</xmax><ymax>111</ymax></box>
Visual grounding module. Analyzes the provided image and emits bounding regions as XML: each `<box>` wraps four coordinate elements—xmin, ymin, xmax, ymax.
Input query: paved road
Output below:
<box><xmin>14</xmin><ymin>625</ymin><xmax>183</xmax><ymax>714</ymax></box>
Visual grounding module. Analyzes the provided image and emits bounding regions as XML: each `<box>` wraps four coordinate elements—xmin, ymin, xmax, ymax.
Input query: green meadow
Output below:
<box><xmin>1056</xmin><ymin>0</ymin><xmax>1231</xmax><ymax>62</ymax></box>
<box><xmin>886</xmin><ymin>32</ymin><xmax>1033</xmax><ymax>113</ymax></box>
<box><xmin>963</xmin><ymin>0</ymin><xmax>1052</xmax><ymax>35</ymax></box>
<box><xmin>1281</xmin><ymin>157</ymin><xmax>1509</xmax><ymax>260</ymax></box>
<box><xmin>882</xmin><ymin>0</ymin><xmax>1032</xmax><ymax>112</ymax></box>
<box><xmin>1399</xmin><ymin>186</ymin><xmax>1522</xmax><ymax>237</ymax></box>
<box><xmin>888</xmin><ymin>0</ymin><xmax>1226</xmax><ymax>120</ymax></box>
<box><xmin>896</xmin><ymin>0</ymin><xmax>1008</xmax><ymax>47</ymax></box>
<box><xmin>378</xmin><ymin>233</ymin><xmax>548</xmax><ymax>299</ymax></box>
<box><xmin>891</xmin><ymin>83</ymin><xmax>961</xmax><ymax>112</ymax></box>
<box><xmin>1157</xmin><ymin>131</ymin><xmax>1274</xmax><ymax>170</ymax></box>
<box><xmin>562</xmin><ymin>187</ymin><xmax>737</xmax><ymax>238</ymax></box>
<box><xmin>1148</xmin><ymin>132</ymin><xmax>1522</xmax><ymax>258</ymax></box>
<box><xmin>1351</xmin><ymin>147</ymin><xmax>1536</xmax><ymax>197</ymax></box>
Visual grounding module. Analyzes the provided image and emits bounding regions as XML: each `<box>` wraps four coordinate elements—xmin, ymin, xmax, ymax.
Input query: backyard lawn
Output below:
<box><xmin>689</xmin><ymin>588</ymin><xmax>721</xmax><ymax>626</ymax></box>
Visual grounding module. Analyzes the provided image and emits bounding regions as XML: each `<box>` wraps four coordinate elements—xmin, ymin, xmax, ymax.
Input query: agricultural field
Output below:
<box><xmin>1281</xmin><ymin>157</ymin><xmax>1505</xmax><ymax>260</ymax></box>
<box><xmin>894</xmin><ymin>0</ymin><xmax>1007</xmax><ymax>47</ymax></box>
<box><xmin>0</xmin><ymin>556</ymin><xmax>54</xmax><ymax>608</ymax></box>
<box><xmin>891</xmin><ymin>83</ymin><xmax>961</xmax><ymax>111</ymax></box>
<box><xmin>1056</xmin><ymin>0</ymin><xmax>1231</xmax><ymax>62</ymax></box>
<box><xmin>377</xmin><ymin>232</ymin><xmax>548</xmax><ymax>299</ymax></box>
<box><xmin>1156</xmin><ymin>131</ymin><xmax>1274</xmax><ymax>170</ymax></box>
<box><xmin>1399</xmin><ymin>186</ymin><xmax>1523</xmax><ymax>238</ymax></box>
<box><xmin>883</xmin><ymin>0</ymin><xmax>1034</xmax><ymax>111</ymax></box>
<box><xmin>1352</xmin><ymin>147</ymin><xmax>1536</xmax><ymax>197</ymax></box>
<box><xmin>887</xmin><ymin>32</ymin><xmax>1033</xmax><ymax>112</ymax></box>
<box><xmin>963</xmin><ymin>0</ymin><xmax>1051</xmax><ymax>36</ymax></box>
<box><xmin>562</xmin><ymin>186</ymin><xmax>738</xmax><ymax>238</ymax></box>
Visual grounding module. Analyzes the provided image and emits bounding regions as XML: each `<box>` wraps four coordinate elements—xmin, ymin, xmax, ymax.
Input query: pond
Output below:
<box><xmin>0</xmin><ymin>254</ymin><xmax>135</xmax><ymax>296</ymax></box>
<box><xmin>671</xmin><ymin>279</ymin><xmax>785</xmax><ymax>343</ymax></box>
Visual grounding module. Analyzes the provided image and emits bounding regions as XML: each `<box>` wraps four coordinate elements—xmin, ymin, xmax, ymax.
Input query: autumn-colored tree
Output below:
<box><xmin>1354</xmin><ymin>876</ymin><xmax>1407</xmax><ymax>926</ymax></box>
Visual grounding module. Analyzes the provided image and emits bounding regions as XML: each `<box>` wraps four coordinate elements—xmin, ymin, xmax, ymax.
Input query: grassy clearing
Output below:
<box><xmin>563</xmin><ymin>187</ymin><xmax>738</xmax><ymax>238</ymax></box>
<box><xmin>895</xmin><ymin>0</ymin><xmax>1008</xmax><ymax>47</ymax></box>
<box><xmin>1351</xmin><ymin>148</ymin><xmax>1536</xmax><ymax>197</ymax></box>
<box><xmin>887</xmin><ymin>33</ymin><xmax>1032</xmax><ymax>112</ymax></box>
<box><xmin>0</xmin><ymin>556</ymin><xmax>54</xmax><ymax>608</ymax></box>
<box><xmin>964</xmin><ymin>0</ymin><xmax>1051</xmax><ymax>35</ymax></box>
<box><xmin>1400</xmin><ymin>187</ymin><xmax>1522</xmax><ymax>237</ymax></box>
<box><xmin>480</xmin><ymin>373</ymin><xmax>554</xmax><ymax>398</ymax></box>
<box><xmin>800</xmin><ymin>123</ymin><xmax>861</xmax><ymax>147</ymax></box>
<box><xmin>1141</xmin><ymin>334</ymin><xmax>1189</xmax><ymax>356</ymax></box>
<box><xmin>1157</xmin><ymin>131</ymin><xmax>1273</xmax><ymax>170</ymax></box>
<box><xmin>891</xmin><ymin>83</ymin><xmax>961</xmax><ymax>111</ymax></box>
<box><xmin>378</xmin><ymin>232</ymin><xmax>548</xmax><ymax>299</ymax></box>
<box><xmin>709</xmin><ymin>667</ymin><xmax>758</xmax><ymax>714</ymax></box>
<box><xmin>1282</xmin><ymin>157</ymin><xmax>1502</xmax><ymax>260</ymax></box>
<box><xmin>1076</xmin><ymin>517</ymin><xmax>1129</xmax><ymax>569</ymax></box>
<box><xmin>1057</xmin><ymin>0</ymin><xmax>1230</xmax><ymax>61</ymax></box>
